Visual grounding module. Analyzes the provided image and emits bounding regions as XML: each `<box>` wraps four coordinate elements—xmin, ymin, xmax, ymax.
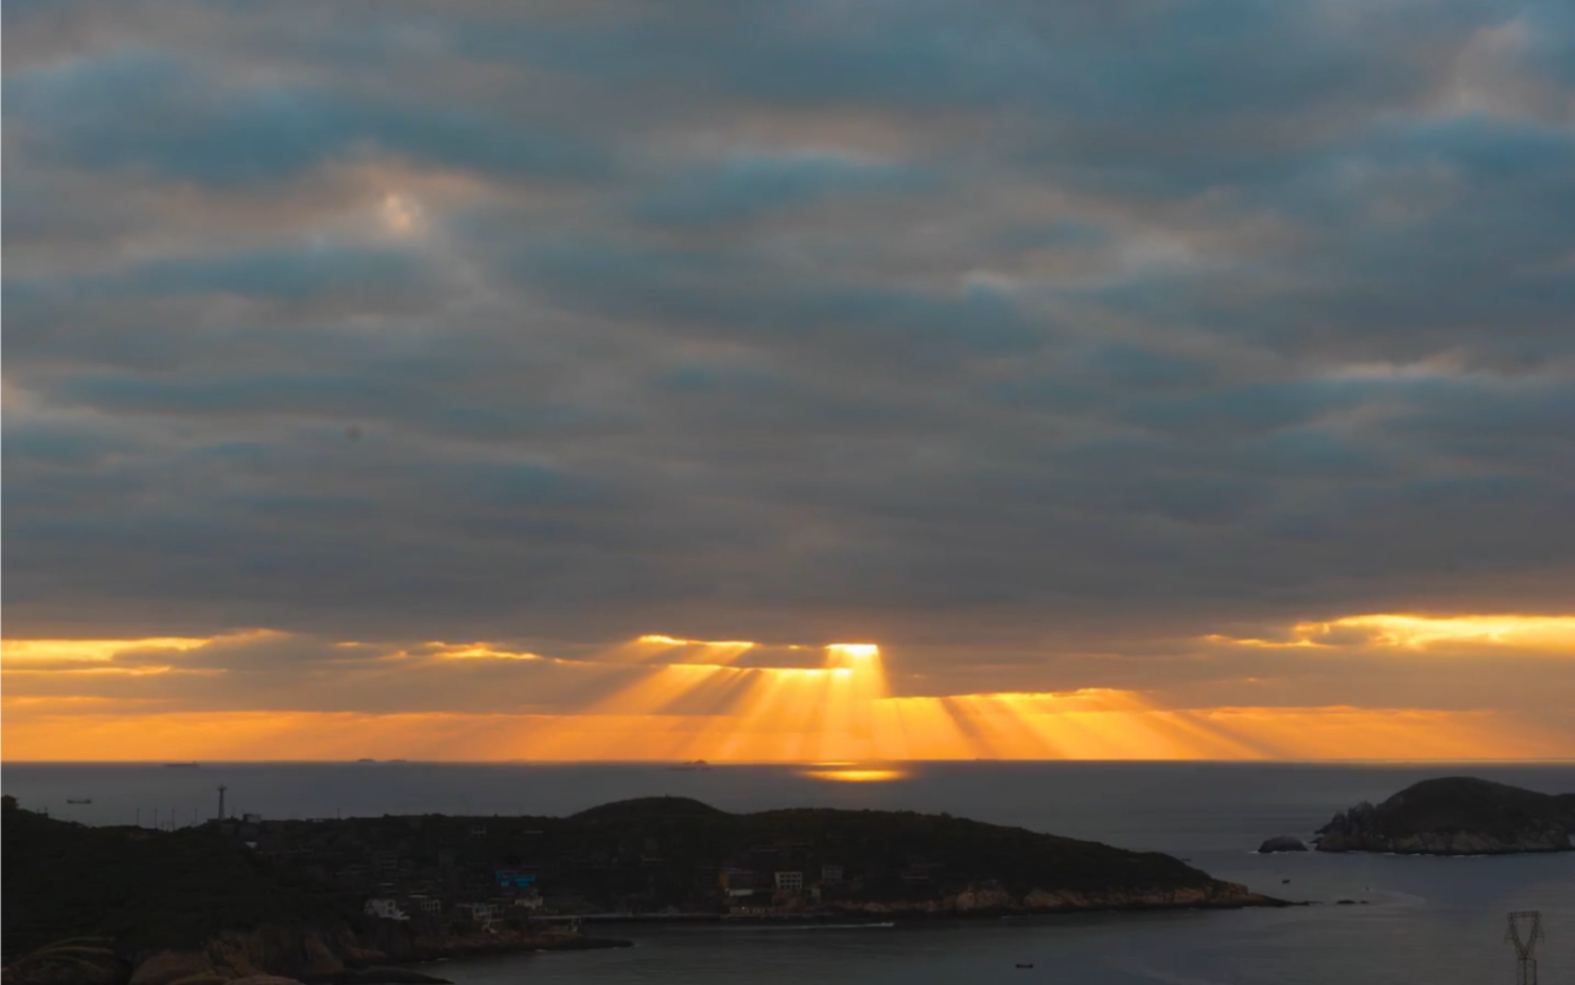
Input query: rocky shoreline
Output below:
<box><xmin>88</xmin><ymin>927</ymin><xmax>634</xmax><ymax>985</ymax></box>
<box><xmin>823</xmin><ymin>881</ymin><xmax>1286</xmax><ymax>916</ymax></box>
<box><xmin>590</xmin><ymin>881</ymin><xmax>1290</xmax><ymax>922</ymax></box>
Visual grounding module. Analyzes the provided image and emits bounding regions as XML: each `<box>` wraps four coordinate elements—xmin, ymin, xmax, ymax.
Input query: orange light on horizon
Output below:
<box><xmin>3</xmin><ymin>702</ymin><xmax>1567</xmax><ymax>763</ymax></box>
<box><xmin>5</xmin><ymin>631</ymin><xmax>1573</xmax><ymax>763</ymax></box>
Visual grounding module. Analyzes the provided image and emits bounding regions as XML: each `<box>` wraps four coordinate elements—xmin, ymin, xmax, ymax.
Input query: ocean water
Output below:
<box><xmin>5</xmin><ymin>761</ymin><xmax>1572</xmax><ymax>984</ymax></box>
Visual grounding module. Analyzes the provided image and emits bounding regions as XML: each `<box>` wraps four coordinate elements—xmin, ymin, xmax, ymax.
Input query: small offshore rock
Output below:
<box><xmin>1257</xmin><ymin>836</ymin><xmax>1308</xmax><ymax>853</ymax></box>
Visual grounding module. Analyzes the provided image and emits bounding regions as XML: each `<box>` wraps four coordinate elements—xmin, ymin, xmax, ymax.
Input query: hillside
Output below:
<box><xmin>1</xmin><ymin>795</ymin><xmax>348</xmax><ymax>959</ymax></box>
<box><xmin>1315</xmin><ymin>777</ymin><xmax>1575</xmax><ymax>855</ymax></box>
<box><xmin>238</xmin><ymin>795</ymin><xmax>1270</xmax><ymax>915</ymax></box>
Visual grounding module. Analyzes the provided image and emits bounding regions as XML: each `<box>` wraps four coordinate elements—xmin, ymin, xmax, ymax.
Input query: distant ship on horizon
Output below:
<box><xmin>66</xmin><ymin>798</ymin><xmax>93</xmax><ymax>804</ymax></box>
<box><xmin>163</xmin><ymin>762</ymin><xmax>200</xmax><ymax>768</ymax></box>
<box><xmin>668</xmin><ymin>760</ymin><xmax>711</xmax><ymax>771</ymax></box>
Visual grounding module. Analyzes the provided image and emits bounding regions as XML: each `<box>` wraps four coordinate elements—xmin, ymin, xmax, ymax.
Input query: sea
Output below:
<box><xmin>5</xmin><ymin>761</ymin><xmax>1572</xmax><ymax>985</ymax></box>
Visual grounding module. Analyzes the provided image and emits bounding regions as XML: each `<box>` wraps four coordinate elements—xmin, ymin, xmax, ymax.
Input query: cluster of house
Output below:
<box><xmin>224</xmin><ymin>814</ymin><xmax>560</xmax><ymax>933</ymax></box>
<box><xmin>358</xmin><ymin>865</ymin><xmax>549</xmax><ymax>931</ymax></box>
<box><xmin>359</xmin><ymin>863</ymin><xmax>548</xmax><ymax>926</ymax></box>
<box><xmin>717</xmin><ymin>863</ymin><xmax>836</xmax><ymax>914</ymax></box>
<box><xmin>713</xmin><ymin>840</ymin><xmax>862</xmax><ymax>916</ymax></box>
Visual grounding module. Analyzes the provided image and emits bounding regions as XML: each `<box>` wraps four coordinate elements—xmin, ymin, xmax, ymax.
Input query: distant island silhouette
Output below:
<box><xmin>1307</xmin><ymin>777</ymin><xmax>1575</xmax><ymax>855</ymax></box>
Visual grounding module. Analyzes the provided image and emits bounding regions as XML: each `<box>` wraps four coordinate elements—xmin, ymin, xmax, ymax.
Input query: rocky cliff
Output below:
<box><xmin>1315</xmin><ymin>777</ymin><xmax>1574</xmax><ymax>855</ymax></box>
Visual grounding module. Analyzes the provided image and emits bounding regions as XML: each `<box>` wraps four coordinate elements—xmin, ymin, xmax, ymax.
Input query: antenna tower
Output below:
<box><xmin>1506</xmin><ymin>911</ymin><xmax>1544</xmax><ymax>985</ymax></box>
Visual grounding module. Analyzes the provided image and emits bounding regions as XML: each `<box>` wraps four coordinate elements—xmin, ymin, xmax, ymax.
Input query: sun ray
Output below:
<box><xmin>9</xmin><ymin>633</ymin><xmax>1570</xmax><ymax>761</ymax></box>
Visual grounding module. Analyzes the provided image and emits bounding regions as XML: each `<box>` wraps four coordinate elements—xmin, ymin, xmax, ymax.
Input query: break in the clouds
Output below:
<box><xmin>4</xmin><ymin>0</ymin><xmax>1574</xmax><ymax>758</ymax></box>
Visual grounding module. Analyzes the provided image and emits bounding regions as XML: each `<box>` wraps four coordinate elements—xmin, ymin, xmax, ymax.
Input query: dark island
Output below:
<box><xmin>1256</xmin><ymin>836</ymin><xmax>1307</xmax><ymax>854</ymax></box>
<box><xmin>1314</xmin><ymin>777</ymin><xmax>1575</xmax><ymax>855</ymax></box>
<box><xmin>4</xmin><ymin>794</ymin><xmax>1283</xmax><ymax>985</ymax></box>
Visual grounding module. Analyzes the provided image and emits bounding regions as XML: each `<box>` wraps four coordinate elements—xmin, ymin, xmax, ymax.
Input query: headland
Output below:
<box><xmin>3</xmin><ymin>793</ymin><xmax>1284</xmax><ymax>985</ymax></box>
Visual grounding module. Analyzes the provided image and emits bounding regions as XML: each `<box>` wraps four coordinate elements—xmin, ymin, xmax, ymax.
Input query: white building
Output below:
<box><xmin>364</xmin><ymin>899</ymin><xmax>410</xmax><ymax>921</ymax></box>
<box><xmin>407</xmin><ymin>895</ymin><xmax>443</xmax><ymax>915</ymax></box>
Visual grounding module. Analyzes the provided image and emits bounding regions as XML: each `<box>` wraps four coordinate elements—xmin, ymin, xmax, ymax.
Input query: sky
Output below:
<box><xmin>4</xmin><ymin>0</ymin><xmax>1574</xmax><ymax>763</ymax></box>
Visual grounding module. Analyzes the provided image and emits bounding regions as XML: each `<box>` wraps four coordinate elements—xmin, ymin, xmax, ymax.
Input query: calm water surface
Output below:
<box><xmin>6</xmin><ymin>761</ymin><xmax>1572</xmax><ymax>984</ymax></box>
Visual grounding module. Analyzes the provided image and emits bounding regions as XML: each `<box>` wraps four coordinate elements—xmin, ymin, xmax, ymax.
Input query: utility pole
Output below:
<box><xmin>1507</xmin><ymin>911</ymin><xmax>1544</xmax><ymax>985</ymax></box>
<box><xmin>217</xmin><ymin>784</ymin><xmax>228</xmax><ymax>821</ymax></box>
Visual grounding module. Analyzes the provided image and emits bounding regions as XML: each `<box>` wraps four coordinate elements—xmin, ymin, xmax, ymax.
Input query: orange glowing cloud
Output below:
<box><xmin>2</xmin><ymin>637</ymin><xmax>215</xmax><ymax>665</ymax></box>
<box><xmin>1207</xmin><ymin>613</ymin><xmax>1575</xmax><ymax>652</ymax></box>
<box><xmin>422</xmin><ymin>643</ymin><xmax>544</xmax><ymax>661</ymax></box>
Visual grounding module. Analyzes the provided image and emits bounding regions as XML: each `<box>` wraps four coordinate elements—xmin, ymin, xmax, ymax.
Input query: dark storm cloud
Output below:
<box><xmin>4</xmin><ymin>0</ymin><xmax>1574</xmax><ymax>709</ymax></box>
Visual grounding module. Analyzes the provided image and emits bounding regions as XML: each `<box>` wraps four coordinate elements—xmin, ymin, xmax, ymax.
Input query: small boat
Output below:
<box><xmin>1015</xmin><ymin>963</ymin><xmax>1034</xmax><ymax>969</ymax></box>
<box><xmin>668</xmin><ymin>760</ymin><xmax>711</xmax><ymax>771</ymax></box>
<box><xmin>66</xmin><ymin>798</ymin><xmax>93</xmax><ymax>805</ymax></box>
<box><xmin>164</xmin><ymin>762</ymin><xmax>200</xmax><ymax>768</ymax></box>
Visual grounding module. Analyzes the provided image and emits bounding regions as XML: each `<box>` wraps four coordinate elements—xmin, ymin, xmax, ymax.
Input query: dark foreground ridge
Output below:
<box><xmin>1314</xmin><ymin>777</ymin><xmax>1575</xmax><ymax>855</ymax></box>
<box><xmin>4</xmin><ymin>794</ymin><xmax>1281</xmax><ymax>985</ymax></box>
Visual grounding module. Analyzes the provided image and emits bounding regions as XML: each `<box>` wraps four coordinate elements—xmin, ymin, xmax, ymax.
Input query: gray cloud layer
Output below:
<box><xmin>6</xmin><ymin>1</ymin><xmax>1574</xmax><ymax>701</ymax></box>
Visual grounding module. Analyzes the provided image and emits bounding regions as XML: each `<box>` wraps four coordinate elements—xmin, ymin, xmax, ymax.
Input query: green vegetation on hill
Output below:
<box><xmin>1316</xmin><ymin>777</ymin><xmax>1575</xmax><ymax>854</ymax></box>
<box><xmin>1377</xmin><ymin>778</ymin><xmax>1570</xmax><ymax>838</ymax></box>
<box><xmin>1</xmin><ymin>797</ymin><xmax>345</xmax><ymax>959</ymax></box>
<box><xmin>505</xmin><ymin>795</ymin><xmax>1222</xmax><ymax>903</ymax></box>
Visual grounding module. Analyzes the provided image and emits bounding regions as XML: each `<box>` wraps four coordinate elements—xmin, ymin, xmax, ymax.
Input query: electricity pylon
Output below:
<box><xmin>1506</xmin><ymin>911</ymin><xmax>1543</xmax><ymax>985</ymax></box>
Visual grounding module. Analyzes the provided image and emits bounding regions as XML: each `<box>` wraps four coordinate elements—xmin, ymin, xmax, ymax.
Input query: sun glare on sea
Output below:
<box><xmin>798</xmin><ymin>764</ymin><xmax>910</xmax><ymax>783</ymax></box>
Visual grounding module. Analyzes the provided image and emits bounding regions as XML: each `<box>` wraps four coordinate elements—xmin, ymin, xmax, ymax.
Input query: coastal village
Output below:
<box><xmin>218</xmin><ymin>799</ymin><xmax>890</xmax><ymax>930</ymax></box>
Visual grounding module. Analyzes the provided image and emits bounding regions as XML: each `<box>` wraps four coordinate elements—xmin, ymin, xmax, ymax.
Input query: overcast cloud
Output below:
<box><xmin>4</xmin><ymin>0</ymin><xmax>1574</xmax><ymax>733</ymax></box>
